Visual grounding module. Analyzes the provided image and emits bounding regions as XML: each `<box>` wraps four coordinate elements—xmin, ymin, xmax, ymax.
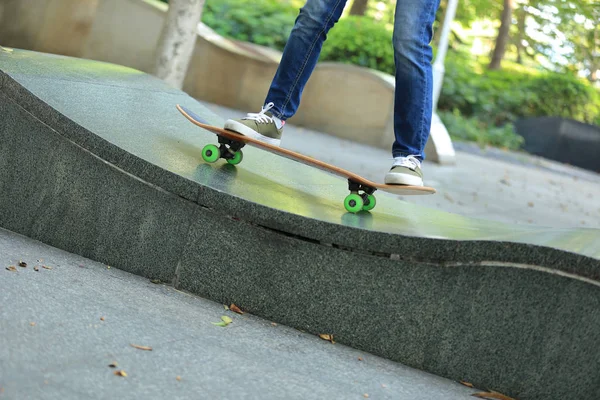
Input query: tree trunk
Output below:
<box><xmin>153</xmin><ymin>0</ymin><xmax>205</xmax><ymax>88</ymax></box>
<box><xmin>515</xmin><ymin>5</ymin><xmax>525</xmax><ymax>64</ymax></box>
<box><xmin>349</xmin><ymin>0</ymin><xmax>368</xmax><ymax>16</ymax></box>
<box><xmin>488</xmin><ymin>0</ymin><xmax>513</xmax><ymax>70</ymax></box>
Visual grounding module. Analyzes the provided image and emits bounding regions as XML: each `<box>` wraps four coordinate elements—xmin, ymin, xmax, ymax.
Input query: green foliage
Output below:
<box><xmin>438</xmin><ymin>109</ymin><xmax>524</xmax><ymax>150</ymax></box>
<box><xmin>202</xmin><ymin>0</ymin><xmax>297</xmax><ymax>51</ymax></box>
<box><xmin>524</xmin><ymin>74</ymin><xmax>600</xmax><ymax>124</ymax></box>
<box><xmin>157</xmin><ymin>0</ymin><xmax>297</xmax><ymax>51</ymax></box>
<box><xmin>439</xmin><ymin>52</ymin><xmax>600</xmax><ymax>128</ymax></box>
<box><xmin>320</xmin><ymin>17</ymin><xmax>395</xmax><ymax>74</ymax></box>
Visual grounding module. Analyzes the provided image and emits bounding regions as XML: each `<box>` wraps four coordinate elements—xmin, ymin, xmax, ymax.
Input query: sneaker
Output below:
<box><xmin>384</xmin><ymin>155</ymin><xmax>424</xmax><ymax>186</ymax></box>
<box><xmin>224</xmin><ymin>102</ymin><xmax>284</xmax><ymax>146</ymax></box>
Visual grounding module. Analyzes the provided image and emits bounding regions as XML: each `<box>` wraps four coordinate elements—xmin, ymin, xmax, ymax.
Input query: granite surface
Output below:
<box><xmin>1</xmin><ymin>49</ymin><xmax>599</xmax><ymax>399</ymax></box>
<box><xmin>0</xmin><ymin>228</ymin><xmax>479</xmax><ymax>400</ymax></box>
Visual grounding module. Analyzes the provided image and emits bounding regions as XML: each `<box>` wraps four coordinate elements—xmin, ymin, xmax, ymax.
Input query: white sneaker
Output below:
<box><xmin>384</xmin><ymin>155</ymin><xmax>424</xmax><ymax>186</ymax></box>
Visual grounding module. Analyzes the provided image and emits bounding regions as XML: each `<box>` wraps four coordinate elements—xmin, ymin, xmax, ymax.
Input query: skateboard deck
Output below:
<box><xmin>177</xmin><ymin>104</ymin><xmax>435</xmax><ymax>212</ymax></box>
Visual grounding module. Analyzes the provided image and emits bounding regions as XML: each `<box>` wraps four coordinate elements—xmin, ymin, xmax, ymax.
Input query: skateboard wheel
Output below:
<box><xmin>226</xmin><ymin>149</ymin><xmax>244</xmax><ymax>165</ymax></box>
<box><xmin>344</xmin><ymin>193</ymin><xmax>364</xmax><ymax>213</ymax></box>
<box><xmin>202</xmin><ymin>144</ymin><xmax>220</xmax><ymax>163</ymax></box>
<box><xmin>362</xmin><ymin>194</ymin><xmax>376</xmax><ymax>211</ymax></box>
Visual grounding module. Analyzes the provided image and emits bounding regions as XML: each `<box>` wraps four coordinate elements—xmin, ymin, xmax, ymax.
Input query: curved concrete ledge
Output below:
<box><xmin>1</xmin><ymin>50</ymin><xmax>599</xmax><ymax>400</ymax></box>
<box><xmin>0</xmin><ymin>0</ymin><xmax>455</xmax><ymax>163</ymax></box>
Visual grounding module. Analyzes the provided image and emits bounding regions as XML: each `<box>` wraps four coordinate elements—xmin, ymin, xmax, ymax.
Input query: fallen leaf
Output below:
<box><xmin>108</xmin><ymin>362</ymin><xmax>118</xmax><ymax>368</ymax></box>
<box><xmin>176</xmin><ymin>376</ymin><xmax>182</xmax><ymax>381</ymax></box>
<box><xmin>114</xmin><ymin>370</ymin><xmax>127</xmax><ymax>377</ymax></box>
<box><xmin>42</xmin><ymin>265</ymin><xmax>52</xmax><ymax>270</ymax></box>
<box><xmin>223</xmin><ymin>304</ymin><xmax>229</xmax><ymax>310</ymax></box>
<box><xmin>271</xmin><ymin>322</ymin><xmax>277</xmax><ymax>327</ymax></box>
<box><xmin>364</xmin><ymin>394</ymin><xmax>369</xmax><ymax>398</ymax></box>
<box><xmin>130</xmin><ymin>344</ymin><xmax>153</xmax><ymax>351</ymax></box>
<box><xmin>100</xmin><ymin>317</ymin><xmax>105</xmax><ymax>321</ymax></box>
<box><xmin>30</xmin><ymin>322</ymin><xmax>36</xmax><ymax>326</ymax></box>
<box><xmin>318</xmin><ymin>334</ymin><xmax>335</xmax><ymax>343</ymax></box>
<box><xmin>107</xmin><ymin>266</ymin><xmax>111</xmax><ymax>269</ymax></box>
<box><xmin>472</xmin><ymin>390</ymin><xmax>515</xmax><ymax>400</ymax></box>
<box><xmin>19</xmin><ymin>261</ymin><xmax>27</xmax><ymax>268</ymax></box>
<box><xmin>212</xmin><ymin>315</ymin><xmax>233</xmax><ymax>327</ymax></box>
<box><xmin>229</xmin><ymin>304</ymin><xmax>244</xmax><ymax>314</ymax></box>
<box><xmin>358</xmin><ymin>357</ymin><xmax>363</xmax><ymax>361</ymax></box>
<box><xmin>527</xmin><ymin>202</ymin><xmax>534</xmax><ymax>207</ymax></box>
<box><xmin>460</xmin><ymin>381</ymin><xmax>475</xmax><ymax>388</ymax></box>
<box><xmin>6</xmin><ymin>266</ymin><xmax>17</xmax><ymax>272</ymax></box>
<box><xmin>150</xmin><ymin>279</ymin><xmax>161</xmax><ymax>284</ymax></box>
<box><xmin>34</xmin><ymin>266</ymin><xmax>39</xmax><ymax>272</ymax></box>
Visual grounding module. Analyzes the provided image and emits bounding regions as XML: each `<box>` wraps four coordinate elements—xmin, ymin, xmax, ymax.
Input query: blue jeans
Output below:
<box><xmin>265</xmin><ymin>0</ymin><xmax>440</xmax><ymax>160</ymax></box>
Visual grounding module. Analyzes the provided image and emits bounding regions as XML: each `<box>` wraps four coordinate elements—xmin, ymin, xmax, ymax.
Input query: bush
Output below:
<box><xmin>523</xmin><ymin>74</ymin><xmax>600</xmax><ymax>124</ymax></box>
<box><xmin>439</xmin><ymin>53</ymin><xmax>600</xmax><ymax>128</ymax></box>
<box><xmin>157</xmin><ymin>0</ymin><xmax>297</xmax><ymax>51</ymax></box>
<box><xmin>438</xmin><ymin>109</ymin><xmax>524</xmax><ymax>150</ymax></box>
<box><xmin>320</xmin><ymin>16</ymin><xmax>395</xmax><ymax>74</ymax></box>
<box><xmin>202</xmin><ymin>0</ymin><xmax>297</xmax><ymax>51</ymax></box>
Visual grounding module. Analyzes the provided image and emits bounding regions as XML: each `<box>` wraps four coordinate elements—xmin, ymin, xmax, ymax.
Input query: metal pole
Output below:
<box><xmin>432</xmin><ymin>0</ymin><xmax>459</xmax><ymax>110</ymax></box>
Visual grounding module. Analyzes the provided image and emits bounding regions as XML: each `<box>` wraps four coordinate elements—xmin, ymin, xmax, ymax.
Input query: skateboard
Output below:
<box><xmin>177</xmin><ymin>104</ymin><xmax>436</xmax><ymax>213</ymax></box>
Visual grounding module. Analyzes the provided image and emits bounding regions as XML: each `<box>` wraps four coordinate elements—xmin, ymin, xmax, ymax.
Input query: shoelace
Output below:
<box><xmin>243</xmin><ymin>102</ymin><xmax>275</xmax><ymax>124</ymax></box>
<box><xmin>393</xmin><ymin>155</ymin><xmax>421</xmax><ymax>170</ymax></box>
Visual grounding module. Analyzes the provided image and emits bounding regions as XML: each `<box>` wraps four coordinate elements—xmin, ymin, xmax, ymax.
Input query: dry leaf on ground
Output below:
<box><xmin>130</xmin><ymin>344</ymin><xmax>153</xmax><ymax>351</ymax></box>
<box><xmin>18</xmin><ymin>261</ymin><xmax>27</xmax><ymax>268</ymax></box>
<box><xmin>460</xmin><ymin>381</ymin><xmax>475</xmax><ymax>388</ymax></box>
<box><xmin>108</xmin><ymin>363</ymin><xmax>118</xmax><ymax>368</ymax></box>
<box><xmin>100</xmin><ymin>317</ymin><xmax>105</xmax><ymax>321</ymax></box>
<box><xmin>176</xmin><ymin>376</ymin><xmax>182</xmax><ymax>381</ymax></box>
<box><xmin>6</xmin><ymin>266</ymin><xmax>17</xmax><ymax>272</ymax></box>
<box><xmin>114</xmin><ymin>370</ymin><xmax>127</xmax><ymax>377</ymax></box>
<box><xmin>34</xmin><ymin>266</ymin><xmax>39</xmax><ymax>272</ymax></box>
<box><xmin>229</xmin><ymin>304</ymin><xmax>244</xmax><ymax>314</ymax></box>
<box><xmin>30</xmin><ymin>322</ymin><xmax>36</xmax><ymax>326</ymax></box>
<box><xmin>472</xmin><ymin>390</ymin><xmax>515</xmax><ymax>400</ymax></box>
<box><xmin>42</xmin><ymin>265</ymin><xmax>52</xmax><ymax>270</ymax></box>
<box><xmin>318</xmin><ymin>334</ymin><xmax>335</xmax><ymax>343</ymax></box>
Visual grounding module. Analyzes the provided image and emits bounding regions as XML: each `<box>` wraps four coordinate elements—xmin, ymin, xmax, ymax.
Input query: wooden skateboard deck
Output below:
<box><xmin>177</xmin><ymin>104</ymin><xmax>435</xmax><ymax>212</ymax></box>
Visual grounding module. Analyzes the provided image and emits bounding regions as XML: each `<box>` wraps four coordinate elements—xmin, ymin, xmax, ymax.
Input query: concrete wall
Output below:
<box><xmin>0</xmin><ymin>0</ymin><xmax>455</xmax><ymax>163</ymax></box>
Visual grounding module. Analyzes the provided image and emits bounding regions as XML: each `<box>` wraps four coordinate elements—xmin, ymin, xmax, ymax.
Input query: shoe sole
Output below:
<box><xmin>384</xmin><ymin>172</ymin><xmax>424</xmax><ymax>186</ymax></box>
<box><xmin>224</xmin><ymin>119</ymin><xmax>281</xmax><ymax>146</ymax></box>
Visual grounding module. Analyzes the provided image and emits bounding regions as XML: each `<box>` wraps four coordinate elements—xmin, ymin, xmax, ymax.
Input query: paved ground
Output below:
<box><xmin>203</xmin><ymin>102</ymin><xmax>600</xmax><ymax>230</ymax></box>
<box><xmin>0</xmin><ymin>228</ymin><xmax>479</xmax><ymax>400</ymax></box>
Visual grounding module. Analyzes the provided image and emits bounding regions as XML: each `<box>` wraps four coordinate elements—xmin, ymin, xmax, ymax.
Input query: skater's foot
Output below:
<box><xmin>224</xmin><ymin>102</ymin><xmax>284</xmax><ymax>146</ymax></box>
<box><xmin>384</xmin><ymin>155</ymin><xmax>424</xmax><ymax>186</ymax></box>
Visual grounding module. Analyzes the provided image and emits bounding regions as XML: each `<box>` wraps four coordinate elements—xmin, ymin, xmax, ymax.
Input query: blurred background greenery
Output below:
<box><xmin>159</xmin><ymin>0</ymin><xmax>599</xmax><ymax>150</ymax></box>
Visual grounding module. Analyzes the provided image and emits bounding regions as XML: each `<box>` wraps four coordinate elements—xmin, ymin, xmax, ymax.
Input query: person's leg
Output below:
<box><xmin>385</xmin><ymin>0</ymin><xmax>440</xmax><ymax>185</ymax></box>
<box><xmin>225</xmin><ymin>0</ymin><xmax>347</xmax><ymax>145</ymax></box>
<box><xmin>266</xmin><ymin>0</ymin><xmax>348</xmax><ymax>120</ymax></box>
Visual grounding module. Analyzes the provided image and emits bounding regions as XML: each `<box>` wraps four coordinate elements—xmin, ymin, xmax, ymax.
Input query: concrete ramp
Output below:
<box><xmin>1</xmin><ymin>49</ymin><xmax>599</xmax><ymax>400</ymax></box>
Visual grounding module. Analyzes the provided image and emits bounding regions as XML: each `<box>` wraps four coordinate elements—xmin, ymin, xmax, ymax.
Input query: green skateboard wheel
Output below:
<box><xmin>226</xmin><ymin>149</ymin><xmax>244</xmax><ymax>165</ymax></box>
<box><xmin>344</xmin><ymin>193</ymin><xmax>364</xmax><ymax>213</ymax></box>
<box><xmin>202</xmin><ymin>144</ymin><xmax>220</xmax><ymax>163</ymax></box>
<box><xmin>362</xmin><ymin>194</ymin><xmax>376</xmax><ymax>211</ymax></box>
